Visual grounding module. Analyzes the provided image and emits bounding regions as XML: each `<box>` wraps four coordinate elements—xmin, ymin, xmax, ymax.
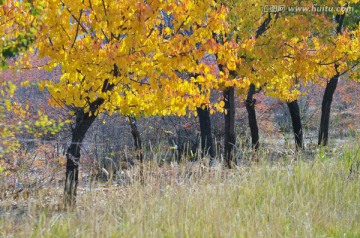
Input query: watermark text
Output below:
<box><xmin>262</xmin><ymin>5</ymin><xmax>354</xmax><ymax>14</ymax></box>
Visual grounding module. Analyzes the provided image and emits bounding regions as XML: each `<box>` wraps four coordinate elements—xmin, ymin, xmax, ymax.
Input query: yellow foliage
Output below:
<box><xmin>2</xmin><ymin>0</ymin><xmax>358</xmax><ymax>121</ymax></box>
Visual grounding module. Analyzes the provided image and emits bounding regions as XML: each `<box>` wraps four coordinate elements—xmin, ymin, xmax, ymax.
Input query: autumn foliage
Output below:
<box><xmin>1</xmin><ymin>0</ymin><xmax>359</xmax><ymax>205</ymax></box>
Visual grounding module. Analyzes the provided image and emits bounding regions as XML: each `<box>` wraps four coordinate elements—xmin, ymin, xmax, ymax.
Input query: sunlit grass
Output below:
<box><xmin>0</xmin><ymin>142</ymin><xmax>359</xmax><ymax>238</ymax></box>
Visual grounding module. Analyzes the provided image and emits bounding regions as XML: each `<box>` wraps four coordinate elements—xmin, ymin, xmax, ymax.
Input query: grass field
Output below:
<box><xmin>0</xmin><ymin>142</ymin><xmax>359</xmax><ymax>238</ymax></box>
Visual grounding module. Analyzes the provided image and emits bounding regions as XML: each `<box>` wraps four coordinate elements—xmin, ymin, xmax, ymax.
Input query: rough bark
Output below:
<box><xmin>243</xmin><ymin>15</ymin><xmax>272</xmax><ymax>151</ymax></box>
<box><xmin>287</xmin><ymin>100</ymin><xmax>303</xmax><ymax>149</ymax></box>
<box><xmin>318</xmin><ymin>14</ymin><xmax>344</xmax><ymax>146</ymax></box>
<box><xmin>64</xmin><ymin>109</ymin><xmax>97</xmax><ymax>207</ymax></box>
<box><xmin>196</xmin><ymin>106</ymin><xmax>215</xmax><ymax>162</ymax></box>
<box><xmin>128</xmin><ymin>116</ymin><xmax>144</xmax><ymax>184</ymax></box>
<box><xmin>128</xmin><ymin>116</ymin><xmax>143</xmax><ymax>163</ymax></box>
<box><xmin>64</xmin><ymin>69</ymin><xmax>117</xmax><ymax>207</ymax></box>
<box><xmin>191</xmin><ymin>72</ymin><xmax>216</xmax><ymax>165</ymax></box>
<box><xmin>318</xmin><ymin>73</ymin><xmax>340</xmax><ymax>146</ymax></box>
<box><xmin>245</xmin><ymin>83</ymin><xmax>259</xmax><ymax>150</ymax></box>
<box><xmin>224</xmin><ymin>87</ymin><xmax>236</xmax><ymax>168</ymax></box>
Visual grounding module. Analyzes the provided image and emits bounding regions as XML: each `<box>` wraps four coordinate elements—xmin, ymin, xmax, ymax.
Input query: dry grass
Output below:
<box><xmin>0</xmin><ymin>142</ymin><xmax>359</xmax><ymax>238</ymax></box>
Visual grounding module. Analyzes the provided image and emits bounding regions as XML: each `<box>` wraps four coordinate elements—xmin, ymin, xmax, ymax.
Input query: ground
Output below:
<box><xmin>0</xmin><ymin>138</ymin><xmax>359</xmax><ymax>238</ymax></box>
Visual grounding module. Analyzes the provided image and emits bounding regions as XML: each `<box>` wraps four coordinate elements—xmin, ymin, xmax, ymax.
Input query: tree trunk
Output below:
<box><xmin>64</xmin><ymin>75</ymin><xmax>115</xmax><ymax>207</ymax></box>
<box><xmin>242</xmin><ymin>15</ymin><xmax>272</xmax><ymax>151</ymax></box>
<box><xmin>224</xmin><ymin>87</ymin><xmax>236</xmax><ymax>168</ymax></box>
<box><xmin>128</xmin><ymin>116</ymin><xmax>144</xmax><ymax>184</ymax></box>
<box><xmin>287</xmin><ymin>100</ymin><xmax>303</xmax><ymax>149</ymax></box>
<box><xmin>318</xmin><ymin>14</ymin><xmax>344</xmax><ymax>146</ymax></box>
<box><xmin>64</xmin><ymin>109</ymin><xmax>96</xmax><ymax>207</ymax></box>
<box><xmin>128</xmin><ymin>116</ymin><xmax>143</xmax><ymax>163</ymax></box>
<box><xmin>197</xmin><ymin>106</ymin><xmax>215</xmax><ymax>163</ymax></box>
<box><xmin>318</xmin><ymin>74</ymin><xmax>339</xmax><ymax>146</ymax></box>
<box><xmin>245</xmin><ymin>83</ymin><xmax>259</xmax><ymax>150</ymax></box>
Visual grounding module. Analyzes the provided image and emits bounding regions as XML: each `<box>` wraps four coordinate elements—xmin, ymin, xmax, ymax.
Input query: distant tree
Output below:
<box><xmin>0</xmin><ymin>0</ymin><xmax>43</xmax><ymax>69</ymax></box>
<box><xmin>317</xmin><ymin>3</ymin><xmax>360</xmax><ymax>146</ymax></box>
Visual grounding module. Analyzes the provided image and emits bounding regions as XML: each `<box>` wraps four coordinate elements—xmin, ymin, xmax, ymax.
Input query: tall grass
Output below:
<box><xmin>0</xmin><ymin>142</ymin><xmax>359</xmax><ymax>238</ymax></box>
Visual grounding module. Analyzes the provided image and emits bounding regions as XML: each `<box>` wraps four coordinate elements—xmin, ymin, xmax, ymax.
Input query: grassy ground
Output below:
<box><xmin>0</xmin><ymin>142</ymin><xmax>359</xmax><ymax>238</ymax></box>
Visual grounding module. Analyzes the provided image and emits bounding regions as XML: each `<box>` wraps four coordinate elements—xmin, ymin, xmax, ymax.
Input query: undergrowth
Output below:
<box><xmin>0</xmin><ymin>140</ymin><xmax>359</xmax><ymax>238</ymax></box>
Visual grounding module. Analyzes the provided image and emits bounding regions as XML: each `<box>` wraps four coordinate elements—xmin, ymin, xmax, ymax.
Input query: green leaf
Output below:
<box><xmin>1</xmin><ymin>60</ymin><xmax>8</xmax><ymax>70</ymax></box>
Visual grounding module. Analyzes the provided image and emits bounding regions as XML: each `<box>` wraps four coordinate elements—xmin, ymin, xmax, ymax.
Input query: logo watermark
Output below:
<box><xmin>262</xmin><ymin>5</ymin><xmax>354</xmax><ymax>14</ymax></box>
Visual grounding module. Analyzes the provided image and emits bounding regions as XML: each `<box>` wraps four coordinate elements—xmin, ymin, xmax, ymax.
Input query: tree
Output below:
<box><xmin>0</xmin><ymin>0</ymin><xmax>52</xmax><ymax>162</ymax></box>
<box><xmin>0</xmin><ymin>57</ymin><xmax>67</xmax><ymax>188</ymax></box>
<box><xmin>1</xmin><ymin>0</ymin><xmax>37</xmax><ymax>153</ymax></box>
<box><xmin>207</xmin><ymin>1</ymin><xmax>304</xmax><ymax>163</ymax></box>
<box><xmin>317</xmin><ymin>3</ymin><xmax>360</xmax><ymax>146</ymax></box>
<box><xmin>206</xmin><ymin>1</ymin><xmax>267</xmax><ymax>166</ymax></box>
<box><xmin>34</xmin><ymin>0</ymin><xmax>228</xmax><ymax>206</ymax></box>
<box><xmin>0</xmin><ymin>0</ymin><xmax>43</xmax><ymax>69</ymax></box>
<box><xmin>222</xmin><ymin>1</ymin><xmax>359</xmax><ymax>152</ymax></box>
<box><xmin>206</xmin><ymin>1</ymin><xmax>311</xmax><ymax>163</ymax></box>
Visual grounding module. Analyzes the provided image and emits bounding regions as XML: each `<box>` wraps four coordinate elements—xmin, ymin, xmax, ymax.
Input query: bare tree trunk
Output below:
<box><xmin>318</xmin><ymin>14</ymin><xmax>344</xmax><ymax>146</ymax></box>
<box><xmin>318</xmin><ymin>74</ymin><xmax>339</xmax><ymax>146</ymax></box>
<box><xmin>242</xmin><ymin>14</ymin><xmax>272</xmax><ymax>151</ymax></box>
<box><xmin>197</xmin><ymin>106</ymin><xmax>215</xmax><ymax>164</ymax></box>
<box><xmin>128</xmin><ymin>116</ymin><xmax>144</xmax><ymax>184</ymax></box>
<box><xmin>64</xmin><ymin>73</ymin><xmax>116</xmax><ymax>207</ymax></box>
<box><xmin>287</xmin><ymin>100</ymin><xmax>303</xmax><ymax>149</ymax></box>
<box><xmin>224</xmin><ymin>87</ymin><xmax>236</xmax><ymax>168</ymax></box>
<box><xmin>64</xmin><ymin>109</ymin><xmax>96</xmax><ymax>207</ymax></box>
<box><xmin>190</xmin><ymin>72</ymin><xmax>216</xmax><ymax>165</ymax></box>
<box><xmin>245</xmin><ymin>83</ymin><xmax>259</xmax><ymax>150</ymax></box>
<box><xmin>128</xmin><ymin>116</ymin><xmax>143</xmax><ymax>163</ymax></box>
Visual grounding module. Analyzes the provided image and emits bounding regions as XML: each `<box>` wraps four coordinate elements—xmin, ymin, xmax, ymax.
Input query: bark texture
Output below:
<box><xmin>318</xmin><ymin>74</ymin><xmax>339</xmax><ymax>146</ymax></box>
<box><xmin>318</xmin><ymin>13</ymin><xmax>344</xmax><ymax>146</ymax></box>
<box><xmin>128</xmin><ymin>116</ymin><xmax>143</xmax><ymax>163</ymax></box>
<box><xmin>224</xmin><ymin>87</ymin><xmax>236</xmax><ymax>168</ymax></box>
<box><xmin>245</xmin><ymin>83</ymin><xmax>259</xmax><ymax>150</ymax></box>
<box><xmin>287</xmin><ymin>100</ymin><xmax>303</xmax><ymax>149</ymax></box>
<box><xmin>243</xmin><ymin>14</ymin><xmax>272</xmax><ymax>151</ymax></box>
<box><xmin>65</xmin><ymin>109</ymin><xmax>97</xmax><ymax>206</ymax></box>
<box><xmin>64</xmin><ymin>71</ymin><xmax>116</xmax><ymax>207</ymax></box>
<box><xmin>197</xmin><ymin>106</ymin><xmax>215</xmax><ymax>160</ymax></box>
<box><xmin>129</xmin><ymin>116</ymin><xmax>144</xmax><ymax>184</ymax></box>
